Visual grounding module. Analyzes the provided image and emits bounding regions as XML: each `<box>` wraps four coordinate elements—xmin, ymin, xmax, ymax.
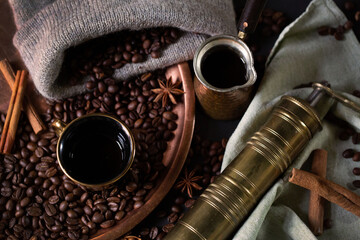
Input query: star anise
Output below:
<box><xmin>151</xmin><ymin>77</ymin><xmax>184</xmax><ymax>107</ymax></box>
<box><xmin>175</xmin><ymin>168</ymin><xmax>202</xmax><ymax>198</ymax></box>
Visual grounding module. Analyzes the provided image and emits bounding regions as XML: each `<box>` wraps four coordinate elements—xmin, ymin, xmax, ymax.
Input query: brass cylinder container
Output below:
<box><xmin>164</xmin><ymin>96</ymin><xmax>322</xmax><ymax>240</ymax></box>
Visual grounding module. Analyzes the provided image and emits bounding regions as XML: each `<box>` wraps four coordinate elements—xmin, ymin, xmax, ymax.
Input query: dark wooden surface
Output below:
<box><xmin>0</xmin><ymin>0</ymin><xmax>17</xmax><ymax>112</ymax></box>
<box><xmin>0</xmin><ymin>0</ymin><xmax>46</xmax><ymax>114</ymax></box>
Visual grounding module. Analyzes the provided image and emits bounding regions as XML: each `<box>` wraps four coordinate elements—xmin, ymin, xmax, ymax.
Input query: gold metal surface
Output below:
<box><xmin>312</xmin><ymin>83</ymin><xmax>360</xmax><ymax>113</ymax></box>
<box><xmin>238</xmin><ymin>31</ymin><xmax>247</xmax><ymax>40</ymax></box>
<box><xmin>52</xmin><ymin>113</ymin><xmax>136</xmax><ymax>190</ymax></box>
<box><xmin>164</xmin><ymin>95</ymin><xmax>324</xmax><ymax>240</ymax></box>
<box><xmin>51</xmin><ymin>119</ymin><xmax>66</xmax><ymax>137</ymax></box>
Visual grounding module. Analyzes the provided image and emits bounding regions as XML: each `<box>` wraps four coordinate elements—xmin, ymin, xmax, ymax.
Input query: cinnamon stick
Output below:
<box><xmin>289</xmin><ymin>168</ymin><xmax>360</xmax><ymax>217</ymax></box>
<box><xmin>308</xmin><ymin>149</ymin><xmax>327</xmax><ymax>236</ymax></box>
<box><xmin>0</xmin><ymin>59</ymin><xmax>46</xmax><ymax>134</ymax></box>
<box><xmin>0</xmin><ymin>70</ymin><xmax>21</xmax><ymax>153</ymax></box>
<box><xmin>3</xmin><ymin>70</ymin><xmax>28</xmax><ymax>153</ymax></box>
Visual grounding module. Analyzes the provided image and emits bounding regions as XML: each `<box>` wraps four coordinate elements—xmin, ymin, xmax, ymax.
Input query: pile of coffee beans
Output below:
<box><xmin>0</xmin><ymin>64</ymin><xmax>184</xmax><ymax>239</ymax></box>
<box><xmin>61</xmin><ymin>27</ymin><xmax>180</xmax><ymax>85</ymax></box>
<box><xmin>120</xmin><ymin>134</ymin><xmax>228</xmax><ymax>240</ymax></box>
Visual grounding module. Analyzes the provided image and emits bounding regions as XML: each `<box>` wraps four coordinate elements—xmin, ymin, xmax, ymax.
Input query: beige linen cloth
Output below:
<box><xmin>222</xmin><ymin>0</ymin><xmax>360</xmax><ymax>239</ymax></box>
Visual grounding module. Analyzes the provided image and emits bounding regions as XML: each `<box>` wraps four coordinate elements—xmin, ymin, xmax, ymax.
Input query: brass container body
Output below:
<box><xmin>193</xmin><ymin>35</ymin><xmax>256</xmax><ymax>120</ymax></box>
<box><xmin>194</xmin><ymin>76</ymin><xmax>253</xmax><ymax>120</ymax></box>
<box><xmin>165</xmin><ymin>96</ymin><xmax>322</xmax><ymax>240</ymax></box>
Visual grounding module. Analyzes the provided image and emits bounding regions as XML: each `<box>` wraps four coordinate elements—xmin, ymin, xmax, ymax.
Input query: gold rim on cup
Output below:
<box><xmin>52</xmin><ymin>113</ymin><xmax>136</xmax><ymax>189</ymax></box>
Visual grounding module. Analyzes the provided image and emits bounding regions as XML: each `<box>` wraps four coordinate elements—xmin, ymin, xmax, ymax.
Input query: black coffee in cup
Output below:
<box><xmin>55</xmin><ymin>114</ymin><xmax>134</xmax><ymax>186</ymax></box>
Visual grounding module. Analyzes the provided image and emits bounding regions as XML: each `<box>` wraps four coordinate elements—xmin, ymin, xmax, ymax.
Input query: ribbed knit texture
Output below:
<box><xmin>9</xmin><ymin>0</ymin><xmax>236</xmax><ymax>99</ymax></box>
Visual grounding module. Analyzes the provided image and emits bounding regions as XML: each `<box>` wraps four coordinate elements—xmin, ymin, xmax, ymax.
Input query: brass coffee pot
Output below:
<box><xmin>193</xmin><ymin>0</ymin><xmax>267</xmax><ymax>120</ymax></box>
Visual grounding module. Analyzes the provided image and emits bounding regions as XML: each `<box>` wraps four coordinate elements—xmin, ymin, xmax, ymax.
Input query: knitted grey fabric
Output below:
<box><xmin>9</xmin><ymin>0</ymin><xmax>236</xmax><ymax>99</ymax></box>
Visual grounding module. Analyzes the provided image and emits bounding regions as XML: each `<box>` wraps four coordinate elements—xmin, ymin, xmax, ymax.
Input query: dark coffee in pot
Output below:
<box><xmin>201</xmin><ymin>46</ymin><xmax>247</xmax><ymax>89</ymax></box>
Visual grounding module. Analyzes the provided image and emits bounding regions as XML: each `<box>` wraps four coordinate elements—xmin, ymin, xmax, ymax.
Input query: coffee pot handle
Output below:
<box><xmin>237</xmin><ymin>0</ymin><xmax>268</xmax><ymax>39</ymax></box>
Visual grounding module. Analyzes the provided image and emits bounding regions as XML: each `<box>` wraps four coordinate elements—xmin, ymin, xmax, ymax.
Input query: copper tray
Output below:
<box><xmin>0</xmin><ymin>3</ymin><xmax>195</xmax><ymax>237</ymax></box>
<box><xmin>0</xmin><ymin>62</ymin><xmax>194</xmax><ymax>239</ymax></box>
<box><xmin>87</xmin><ymin>62</ymin><xmax>194</xmax><ymax>239</ymax></box>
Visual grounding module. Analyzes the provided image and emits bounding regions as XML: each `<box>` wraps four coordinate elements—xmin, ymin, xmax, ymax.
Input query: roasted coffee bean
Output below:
<box><xmin>174</xmin><ymin>196</ymin><xmax>185</xmax><ymax>205</ymax></box>
<box><xmin>356</xmin><ymin>11</ymin><xmax>360</xmax><ymax>21</ymax></box>
<box><xmin>84</xmin><ymin>205</ymin><xmax>92</xmax><ymax>215</ymax></box>
<box><xmin>162</xmin><ymin>223</ymin><xmax>174</xmax><ymax>233</ymax></box>
<box><xmin>92</xmin><ymin>212</ymin><xmax>104</xmax><ymax>224</ymax></box>
<box><xmin>5</xmin><ymin>199</ymin><xmax>15</xmax><ymax>211</ymax></box>
<box><xmin>334</xmin><ymin>32</ymin><xmax>344</xmax><ymax>41</ymax></box>
<box><xmin>27</xmin><ymin>206</ymin><xmax>42</xmax><ymax>217</ymax></box>
<box><xmin>65</xmin><ymin>193</ymin><xmax>75</xmax><ymax>202</ymax></box>
<box><xmin>38</xmin><ymin>138</ymin><xmax>49</xmax><ymax>147</ymax></box>
<box><xmin>51</xmin><ymin>224</ymin><xmax>63</xmax><ymax>233</ymax></box>
<box><xmin>133</xmin><ymin>201</ymin><xmax>144</xmax><ymax>209</ymax></box>
<box><xmin>59</xmin><ymin>201</ymin><xmax>68</xmax><ymax>212</ymax></box>
<box><xmin>1</xmin><ymin>187</ymin><xmax>11</xmax><ymax>197</ymax></box>
<box><xmin>67</xmin><ymin>209</ymin><xmax>78</xmax><ymax>219</ymax></box>
<box><xmin>171</xmin><ymin>204</ymin><xmax>181</xmax><ymax>213</ymax></box>
<box><xmin>167</xmin><ymin>121</ymin><xmax>177</xmax><ymax>131</ymax></box>
<box><xmin>20</xmin><ymin>197</ymin><xmax>31</xmax><ymax>207</ymax></box>
<box><xmin>26</xmin><ymin>142</ymin><xmax>37</xmax><ymax>151</ymax></box>
<box><xmin>48</xmin><ymin>195</ymin><xmax>60</xmax><ymax>205</ymax></box>
<box><xmin>100</xmin><ymin>220</ymin><xmax>115</xmax><ymax>229</ymax></box>
<box><xmin>353</xmin><ymin>152</ymin><xmax>360</xmax><ymax>161</ymax></box>
<box><xmin>344</xmin><ymin>21</ymin><xmax>353</xmax><ymax>30</ymax></box>
<box><xmin>96</xmin><ymin>203</ymin><xmax>108</xmax><ymax>213</ymax></box>
<box><xmin>68</xmin><ymin>230</ymin><xmax>80</xmax><ymax>240</ymax></box>
<box><xmin>149</xmin><ymin>226</ymin><xmax>159</xmax><ymax>239</ymax></box>
<box><xmin>45</xmin><ymin>167</ymin><xmax>57</xmax><ymax>178</ymax></box>
<box><xmin>353</xmin><ymin>180</ymin><xmax>360</xmax><ymax>188</ymax></box>
<box><xmin>132</xmin><ymin>53</ymin><xmax>143</xmax><ymax>63</ymax></box>
<box><xmin>41</xmin><ymin>156</ymin><xmax>54</xmax><ymax>163</ymax></box>
<box><xmin>115</xmin><ymin>210</ymin><xmax>125</xmax><ymax>221</ymax></box>
<box><xmin>108</xmin><ymin>84</ymin><xmax>119</xmax><ymax>94</ymax></box>
<box><xmin>126</xmin><ymin>182</ymin><xmax>138</xmax><ymax>192</ymax></box>
<box><xmin>94</xmin><ymin>198</ymin><xmax>106</xmax><ymax>205</ymax></box>
<box><xmin>343</xmin><ymin>149</ymin><xmax>355</xmax><ymax>158</ymax></box>
<box><xmin>353</xmin><ymin>168</ymin><xmax>360</xmax><ymax>175</ymax></box>
<box><xmin>151</xmin><ymin>51</ymin><xmax>161</xmax><ymax>58</ymax></box>
<box><xmin>34</xmin><ymin>147</ymin><xmax>44</xmax><ymax>158</ymax></box>
<box><xmin>44</xmin><ymin>203</ymin><xmax>57</xmax><ymax>216</ymax></box>
<box><xmin>167</xmin><ymin>212</ymin><xmax>178</xmax><ymax>223</ymax></box>
<box><xmin>185</xmin><ymin>199</ymin><xmax>195</xmax><ymax>208</ymax></box>
<box><xmin>64</xmin><ymin>182</ymin><xmax>74</xmax><ymax>192</ymax></box>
